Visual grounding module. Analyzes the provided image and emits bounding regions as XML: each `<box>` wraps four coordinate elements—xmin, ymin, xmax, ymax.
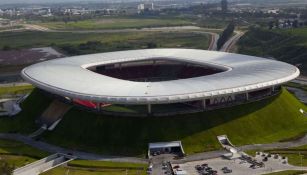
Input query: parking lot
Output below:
<box><xmin>149</xmin><ymin>154</ymin><xmax>177</xmax><ymax>175</ymax></box>
<box><xmin>173</xmin><ymin>153</ymin><xmax>306</xmax><ymax>175</ymax></box>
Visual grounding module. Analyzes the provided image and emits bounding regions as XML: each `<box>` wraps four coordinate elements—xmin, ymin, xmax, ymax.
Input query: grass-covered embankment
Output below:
<box><xmin>0</xmin><ymin>89</ymin><xmax>52</xmax><ymax>133</ymax></box>
<box><xmin>2</xmin><ymin>88</ymin><xmax>306</xmax><ymax>157</ymax></box>
<box><xmin>41</xmin><ymin>88</ymin><xmax>307</xmax><ymax>156</ymax></box>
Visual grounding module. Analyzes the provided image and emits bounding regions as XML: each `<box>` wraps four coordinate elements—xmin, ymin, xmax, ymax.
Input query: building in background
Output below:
<box><xmin>221</xmin><ymin>0</ymin><xmax>228</xmax><ymax>12</ymax></box>
<box><xmin>137</xmin><ymin>2</ymin><xmax>154</xmax><ymax>14</ymax></box>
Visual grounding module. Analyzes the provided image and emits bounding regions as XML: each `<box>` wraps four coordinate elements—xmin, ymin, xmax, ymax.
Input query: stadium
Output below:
<box><xmin>21</xmin><ymin>49</ymin><xmax>300</xmax><ymax>116</ymax></box>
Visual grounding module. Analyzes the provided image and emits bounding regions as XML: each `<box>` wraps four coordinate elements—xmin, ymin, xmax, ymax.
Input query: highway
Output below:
<box><xmin>219</xmin><ymin>30</ymin><xmax>245</xmax><ymax>52</ymax></box>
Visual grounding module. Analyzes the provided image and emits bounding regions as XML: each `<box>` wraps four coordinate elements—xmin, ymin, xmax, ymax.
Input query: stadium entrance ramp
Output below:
<box><xmin>13</xmin><ymin>153</ymin><xmax>76</xmax><ymax>175</ymax></box>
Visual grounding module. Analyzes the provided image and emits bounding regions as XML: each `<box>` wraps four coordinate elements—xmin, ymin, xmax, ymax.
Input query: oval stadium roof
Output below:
<box><xmin>21</xmin><ymin>49</ymin><xmax>300</xmax><ymax>104</ymax></box>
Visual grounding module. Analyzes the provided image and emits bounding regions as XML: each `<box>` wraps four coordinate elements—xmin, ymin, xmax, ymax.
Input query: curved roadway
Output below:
<box><xmin>2</xmin><ymin>132</ymin><xmax>307</xmax><ymax>164</ymax></box>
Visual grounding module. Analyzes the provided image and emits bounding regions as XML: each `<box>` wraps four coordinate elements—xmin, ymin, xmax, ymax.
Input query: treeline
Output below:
<box><xmin>57</xmin><ymin>40</ymin><xmax>158</xmax><ymax>55</ymax></box>
<box><xmin>217</xmin><ymin>23</ymin><xmax>235</xmax><ymax>50</ymax></box>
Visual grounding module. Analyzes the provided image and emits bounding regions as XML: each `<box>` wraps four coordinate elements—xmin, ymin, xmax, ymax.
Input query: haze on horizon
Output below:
<box><xmin>1</xmin><ymin>0</ymin><xmax>307</xmax><ymax>5</ymax></box>
<box><xmin>0</xmin><ymin>0</ymin><xmax>203</xmax><ymax>5</ymax></box>
<box><xmin>0</xmin><ymin>0</ymin><xmax>224</xmax><ymax>6</ymax></box>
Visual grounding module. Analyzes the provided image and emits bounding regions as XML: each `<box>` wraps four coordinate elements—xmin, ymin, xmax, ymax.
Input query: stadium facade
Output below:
<box><xmin>21</xmin><ymin>49</ymin><xmax>300</xmax><ymax>116</ymax></box>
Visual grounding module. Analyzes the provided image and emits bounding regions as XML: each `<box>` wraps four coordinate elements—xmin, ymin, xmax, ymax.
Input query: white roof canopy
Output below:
<box><xmin>21</xmin><ymin>49</ymin><xmax>299</xmax><ymax>104</ymax></box>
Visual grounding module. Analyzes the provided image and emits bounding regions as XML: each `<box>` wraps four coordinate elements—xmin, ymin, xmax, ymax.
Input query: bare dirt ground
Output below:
<box><xmin>0</xmin><ymin>47</ymin><xmax>63</xmax><ymax>66</ymax></box>
<box><xmin>0</xmin><ymin>47</ymin><xmax>64</xmax><ymax>83</ymax></box>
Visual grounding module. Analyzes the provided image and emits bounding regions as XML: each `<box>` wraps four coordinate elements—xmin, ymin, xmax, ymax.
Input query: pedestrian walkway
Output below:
<box><xmin>0</xmin><ymin>133</ymin><xmax>147</xmax><ymax>164</ymax></box>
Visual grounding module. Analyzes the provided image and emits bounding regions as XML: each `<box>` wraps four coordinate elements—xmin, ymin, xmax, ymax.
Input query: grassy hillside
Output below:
<box><xmin>238</xmin><ymin>27</ymin><xmax>307</xmax><ymax>75</ymax></box>
<box><xmin>41</xmin><ymin>89</ymin><xmax>307</xmax><ymax>156</ymax></box>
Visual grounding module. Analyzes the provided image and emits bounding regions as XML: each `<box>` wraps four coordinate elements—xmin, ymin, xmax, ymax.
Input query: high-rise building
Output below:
<box><xmin>221</xmin><ymin>0</ymin><xmax>228</xmax><ymax>12</ymax></box>
<box><xmin>137</xmin><ymin>3</ymin><xmax>154</xmax><ymax>14</ymax></box>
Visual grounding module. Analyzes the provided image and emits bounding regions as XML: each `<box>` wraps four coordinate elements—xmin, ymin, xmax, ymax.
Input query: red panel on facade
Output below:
<box><xmin>74</xmin><ymin>99</ymin><xmax>97</xmax><ymax>108</ymax></box>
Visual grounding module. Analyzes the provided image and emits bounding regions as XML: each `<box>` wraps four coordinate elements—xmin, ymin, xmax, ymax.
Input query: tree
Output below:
<box><xmin>0</xmin><ymin>160</ymin><xmax>13</xmax><ymax>175</ymax></box>
<box><xmin>147</xmin><ymin>42</ymin><xmax>157</xmax><ymax>48</ymax></box>
<box><xmin>292</xmin><ymin>20</ymin><xmax>298</xmax><ymax>28</ymax></box>
<box><xmin>217</xmin><ymin>22</ymin><xmax>235</xmax><ymax>50</ymax></box>
<box><xmin>268</xmin><ymin>21</ymin><xmax>274</xmax><ymax>30</ymax></box>
<box><xmin>2</xmin><ymin>45</ymin><xmax>11</xmax><ymax>51</ymax></box>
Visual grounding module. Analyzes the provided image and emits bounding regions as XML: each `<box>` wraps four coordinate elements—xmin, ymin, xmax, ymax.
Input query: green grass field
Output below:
<box><xmin>38</xmin><ymin>88</ymin><xmax>307</xmax><ymax>156</ymax></box>
<box><xmin>0</xmin><ymin>85</ymin><xmax>33</xmax><ymax>97</ymax></box>
<box><xmin>282</xmin><ymin>27</ymin><xmax>307</xmax><ymax>46</ymax></box>
<box><xmin>37</xmin><ymin>18</ymin><xmax>193</xmax><ymax>30</ymax></box>
<box><xmin>68</xmin><ymin>160</ymin><xmax>146</xmax><ymax>169</ymax></box>
<box><xmin>41</xmin><ymin>160</ymin><xmax>147</xmax><ymax>175</ymax></box>
<box><xmin>41</xmin><ymin>167</ymin><xmax>146</xmax><ymax>175</ymax></box>
<box><xmin>246</xmin><ymin>143</ymin><xmax>307</xmax><ymax>167</ymax></box>
<box><xmin>0</xmin><ymin>139</ymin><xmax>147</xmax><ymax>175</ymax></box>
<box><xmin>0</xmin><ymin>31</ymin><xmax>210</xmax><ymax>55</ymax></box>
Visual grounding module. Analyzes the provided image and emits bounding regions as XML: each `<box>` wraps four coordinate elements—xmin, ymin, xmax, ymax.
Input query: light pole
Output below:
<box><xmin>299</xmin><ymin>152</ymin><xmax>303</xmax><ymax>167</ymax></box>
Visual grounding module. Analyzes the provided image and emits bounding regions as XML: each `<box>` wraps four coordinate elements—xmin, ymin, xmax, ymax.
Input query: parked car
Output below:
<box><xmin>201</xmin><ymin>163</ymin><xmax>208</xmax><ymax>167</ymax></box>
<box><xmin>173</xmin><ymin>165</ymin><xmax>180</xmax><ymax>169</ymax></box>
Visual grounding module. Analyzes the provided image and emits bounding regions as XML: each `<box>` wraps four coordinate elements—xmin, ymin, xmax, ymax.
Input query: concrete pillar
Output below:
<box><xmin>148</xmin><ymin>104</ymin><xmax>152</xmax><ymax>114</ymax></box>
<box><xmin>66</xmin><ymin>97</ymin><xmax>72</xmax><ymax>103</ymax></box>
<box><xmin>96</xmin><ymin>103</ymin><xmax>101</xmax><ymax>111</ymax></box>
<box><xmin>272</xmin><ymin>86</ymin><xmax>275</xmax><ymax>93</ymax></box>
<box><xmin>246</xmin><ymin>92</ymin><xmax>249</xmax><ymax>101</ymax></box>
<box><xmin>202</xmin><ymin>99</ymin><xmax>206</xmax><ymax>109</ymax></box>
